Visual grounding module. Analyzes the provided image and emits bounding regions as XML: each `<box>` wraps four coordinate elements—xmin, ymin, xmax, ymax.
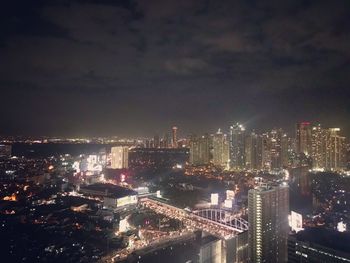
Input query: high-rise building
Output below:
<box><xmin>189</xmin><ymin>135</ymin><xmax>200</xmax><ymax>165</ymax></box>
<box><xmin>153</xmin><ymin>134</ymin><xmax>160</xmax><ymax>148</ymax></box>
<box><xmin>245</xmin><ymin>132</ymin><xmax>262</xmax><ymax>170</ymax></box>
<box><xmin>189</xmin><ymin>134</ymin><xmax>210</xmax><ymax>165</ymax></box>
<box><xmin>326</xmin><ymin>128</ymin><xmax>346</xmax><ymax>170</ymax></box>
<box><xmin>213</xmin><ymin>129</ymin><xmax>229</xmax><ymax>168</ymax></box>
<box><xmin>223</xmin><ymin>134</ymin><xmax>230</xmax><ymax>169</ymax></box>
<box><xmin>200</xmin><ymin>135</ymin><xmax>210</xmax><ymax>165</ymax></box>
<box><xmin>245</xmin><ymin>134</ymin><xmax>253</xmax><ymax>169</ymax></box>
<box><xmin>270</xmin><ymin>129</ymin><xmax>283</xmax><ymax>170</ymax></box>
<box><xmin>159</xmin><ymin>133</ymin><xmax>171</xmax><ymax>148</ymax></box>
<box><xmin>199</xmin><ymin>232</ymin><xmax>249</xmax><ymax>263</ymax></box>
<box><xmin>267</xmin><ymin>128</ymin><xmax>289</xmax><ymax>170</ymax></box>
<box><xmin>230</xmin><ymin>123</ymin><xmax>246</xmax><ymax>169</ymax></box>
<box><xmin>172</xmin><ymin>126</ymin><xmax>178</xmax><ymax>148</ymax></box>
<box><xmin>111</xmin><ymin>146</ymin><xmax>129</xmax><ymax>169</ymax></box>
<box><xmin>281</xmin><ymin>133</ymin><xmax>289</xmax><ymax>168</ymax></box>
<box><xmin>261</xmin><ymin>133</ymin><xmax>271</xmax><ymax>170</ymax></box>
<box><xmin>248</xmin><ymin>184</ymin><xmax>289</xmax><ymax>263</ymax></box>
<box><xmin>213</xmin><ymin>129</ymin><xmax>223</xmax><ymax>167</ymax></box>
<box><xmin>311</xmin><ymin>124</ymin><xmax>327</xmax><ymax>169</ymax></box>
<box><xmin>296</xmin><ymin>122</ymin><xmax>312</xmax><ymax>156</ymax></box>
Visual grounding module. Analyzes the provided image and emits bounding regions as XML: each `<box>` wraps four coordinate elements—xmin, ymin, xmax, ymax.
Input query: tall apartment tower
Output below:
<box><xmin>111</xmin><ymin>146</ymin><xmax>129</xmax><ymax>169</ymax></box>
<box><xmin>296</xmin><ymin>122</ymin><xmax>312</xmax><ymax>156</ymax></box>
<box><xmin>230</xmin><ymin>123</ymin><xmax>246</xmax><ymax>169</ymax></box>
<box><xmin>172</xmin><ymin>126</ymin><xmax>178</xmax><ymax>148</ymax></box>
<box><xmin>189</xmin><ymin>134</ymin><xmax>210</xmax><ymax>165</ymax></box>
<box><xmin>248</xmin><ymin>184</ymin><xmax>289</xmax><ymax>263</ymax></box>
<box><xmin>261</xmin><ymin>133</ymin><xmax>271</xmax><ymax>170</ymax></box>
<box><xmin>213</xmin><ymin>129</ymin><xmax>229</xmax><ymax>168</ymax></box>
<box><xmin>245</xmin><ymin>132</ymin><xmax>262</xmax><ymax>170</ymax></box>
<box><xmin>311</xmin><ymin>124</ymin><xmax>327</xmax><ymax>169</ymax></box>
<box><xmin>270</xmin><ymin>129</ymin><xmax>283</xmax><ymax>170</ymax></box>
<box><xmin>326</xmin><ymin>128</ymin><xmax>346</xmax><ymax>170</ymax></box>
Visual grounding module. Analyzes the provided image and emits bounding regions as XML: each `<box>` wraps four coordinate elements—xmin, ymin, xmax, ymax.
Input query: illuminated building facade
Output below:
<box><xmin>281</xmin><ymin>133</ymin><xmax>290</xmax><ymax>167</ymax></box>
<box><xmin>326</xmin><ymin>128</ymin><xmax>346</xmax><ymax>170</ymax></box>
<box><xmin>245</xmin><ymin>132</ymin><xmax>262</xmax><ymax>170</ymax></box>
<box><xmin>153</xmin><ymin>134</ymin><xmax>160</xmax><ymax>148</ymax></box>
<box><xmin>199</xmin><ymin>232</ymin><xmax>249</xmax><ymax>263</ymax></box>
<box><xmin>261</xmin><ymin>133</ymin><xmax>271</xmax><ymax>170</ymax></box>
<box><xmin>248</xmin><ymin>184</ymin><xmax>289</xmax><ymax>263</ymax></box>
<box><xmin>172</xmin><ymin>126</ymin><xmax>178</xmax><ymax>148</ymax></box>
<box><xmin>269</xmin><ymin>129</ymin><xmax>284</xmax><ymax>170</ymax></box>
<box><xmin>111</xmin><ymin>146</ymin><xmax>129</xmax><ymax>169</ymax></box>
<box><xmin>213</xmin><ymin>129</ymin><xmax>229</xmax><ymax>168</ymax></box>
<box><xmin>311</xmin><ymin>124</ymin><xmax>327</xmax><ymax>169</ymax></box>
<box><xmin>296</xmin><ymin>122</ymin><xmax>312</xmax><ymax>156</ymax></box>
<box><xmin>160</xmin><ymin>133</ymin><xmax>171</xmax><ymax>148</ymax></box>
<box><xmin>230</xmin><ymin>123</ymin><xmax>246</xmax><ymax>169</ymax></box>
<box><xmin>79</xmin><ymin>183</ymin><xmax>137</xmax><ymax>209</ymax></box>
<box><xmin>189</xmin><ymin>134</ymin><xmax>210</xmax><ymax>165</ymax></box>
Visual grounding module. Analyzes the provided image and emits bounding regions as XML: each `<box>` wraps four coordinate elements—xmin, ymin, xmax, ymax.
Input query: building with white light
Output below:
<box><xmin>248</xmin><ymin>184</ymin><xmax>289</xmax><ymax>263</ymax></box>
<box><xmin>211</xmin><ymin>193</ymin><xmax>219</xmax><ymax>206</ymax></box>
<box><xmin>111</xmin><ymin>146</ymin><xmax>129</xmax><ymax>169</ymax></box>
<box><xmin>79</xmin><ymin>183</ymin><xmax>137</xmax><ymax>209</ymax></box>
<box><xmin>230</xmin><ymin>123</ymin><xmax>246</xmax><ymax>169</ymax></box>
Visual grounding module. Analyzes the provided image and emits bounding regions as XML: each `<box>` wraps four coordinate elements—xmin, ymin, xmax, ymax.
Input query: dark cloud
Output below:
<box><xmin>0</xmin><ymin>0</ymin><xmax>349</xmax><ymax>137</ymax></box>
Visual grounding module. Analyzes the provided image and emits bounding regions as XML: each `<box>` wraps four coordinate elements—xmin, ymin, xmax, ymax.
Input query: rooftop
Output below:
<box><xmin>293</xmin><ymin>227</ymin><xmax>350</xmax><ymax>254</ymax></box>
<box><xmin>80</xmin><ymin>183</ymin><xmax>137</xmax><ymax>199</ymax></box>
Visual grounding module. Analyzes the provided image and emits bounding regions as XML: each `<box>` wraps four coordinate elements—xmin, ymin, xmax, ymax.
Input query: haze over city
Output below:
<box><xmin>0</xmin><ymin>1</ymin><xmax>349</xmax><ymax>263</ymax></box>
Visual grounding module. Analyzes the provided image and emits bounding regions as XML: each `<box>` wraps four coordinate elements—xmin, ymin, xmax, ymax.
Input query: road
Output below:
<box><xmin>140</xmin><ymin>197</ymin><xmax>241</xmax><ymax>239</ymax></box>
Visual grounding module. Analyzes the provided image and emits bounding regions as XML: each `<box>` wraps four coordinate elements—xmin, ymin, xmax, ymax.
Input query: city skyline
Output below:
<box><xmin>0</xmin><ymin>1</ymin><xmax>349</xmax><ymax>262</ymax></box>
<box><xmin>1</xmin><ymin>1</ymin><xmax>350</xmax><ymax>137</ymax></box>
<box><xmin>0</xmin><ymin>120</ymin><xmax>349</xmax><ymax>139</ymax></box>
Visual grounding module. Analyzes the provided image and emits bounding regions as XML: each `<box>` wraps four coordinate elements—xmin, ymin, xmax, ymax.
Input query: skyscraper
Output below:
<box><xmin>245</xmin><ymin>132</ymin><xmax>262</xmax><ymax>170</ymax></box>
<box><xmin>213</xmin><ymin>129</ymin><xmax>229</xmax><ymax>168</ymax></box>
<box><xmin>248</xmin><ymin>184</ymin><xmax>289</xmax><ymax>263</ymax></box>
<box><xmin>270</xmin><ymin>129</ymin><xmax>282</xmax><ymax>170</ymax></box>
<box><xmin>311</xmin><ymin>124</ymin><xmax>327</xmax><ymax>169</ymax></box>
<box><xmin>223</xmin><ymin>134</ymin><xmax>230</xmax><ymax>169</ymax></box>
<box><xmin>153</xmin><ymin>134</ymin><xmax>160</xmax><ymax>148</ymax></box>
<box><xmin>172</xmin><ymin>126</ymin><xmax>178</xmax><ymax>148</ymax></box>
<box><xmin>261</xmin><ymin>133</ymin><xmax>271</xmax><ymax>170</ymax></box>
<box><xmin>326</xmin><ymin>128</ymin><xmax>346</xmax><ymax>170</ymax></box>
<box><xmin>281</xmin><ymin>133</ymin><xmax>290</xmax><ymax>168</ymax></box>
<box><xmin>230</xmin><ymin>123</ymin><xmax>246</xmax><ymax>169</ymax></box>
<box><xmin>111</xmin><ymin>146</ymin><xmax>129</xmax><ymax>169</ymax></box>
<box><xmin>296</xmin><ymin>122</ymin><xmax>312</xmax><ymax>156</ymax></box>
<box><xmin>159</xmin><ymin>133</ymin><xmax>171</xmax><ymax>148</ymax></box>
<box><xmin>189</xmin><ymin>134</ymin><xmax>210</xmax><ymax>165</ymax></box>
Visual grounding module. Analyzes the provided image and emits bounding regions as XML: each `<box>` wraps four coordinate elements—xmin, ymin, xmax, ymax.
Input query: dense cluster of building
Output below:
<box><xmin>189</xmin><ymin>122</ymin><xmax>348</xmax><ymax>171</ymax></box>
<box><xmin>143</xmin><ymin>126</ymin><xmax>182</xmax><ymax>149</ymax></box>
<box><xmin>0</xmin><ymin>126</ymin><xmax>349</xmax><ymax>263</ymax></box>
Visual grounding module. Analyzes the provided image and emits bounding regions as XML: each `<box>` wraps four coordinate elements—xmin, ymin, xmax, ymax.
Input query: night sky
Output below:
<box><xmin>1</xmin><ymin>0</ymin><xmax>349</xmax><ymax>137</ymax></box>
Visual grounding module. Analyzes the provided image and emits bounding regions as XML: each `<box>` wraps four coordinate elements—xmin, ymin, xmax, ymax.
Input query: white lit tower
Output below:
<box><xmin>230</xmin><ymin>123</ymin><xmax>246</xmax><ymax>169</ymax></box>
<box><xmin>172</xmin><ymin>126</ymin><xmax>178</xmax><ymax>148</ymax></box>
<box><xmin>326</xmin><ymin>128</ymin><xmax>346</xmax><ymax>170</ymax></box>
<box><xmin>248</xmin><ymin>184</ymin><xmax>289</xmax><ymax>263</ymax></box>
<box><xmin>111</xmin><ymin>146</ymin><xmax>129</xmax><ymax>169</ymax></box>
<box><xmin>296</xmin><ymin>122</ymin><xmax>312</xmax><ymax>156</ymax></box>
